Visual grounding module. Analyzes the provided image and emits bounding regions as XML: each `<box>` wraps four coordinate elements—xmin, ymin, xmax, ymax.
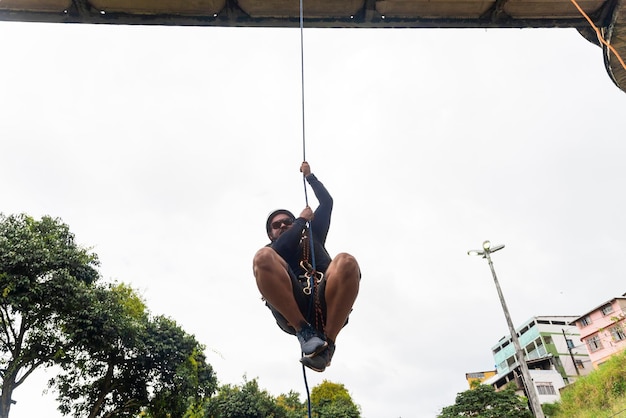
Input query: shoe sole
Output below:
<box><xmin>300</xmin><ymin>356</ymin><xmax>326</xmax><ymax>372</ymax></box>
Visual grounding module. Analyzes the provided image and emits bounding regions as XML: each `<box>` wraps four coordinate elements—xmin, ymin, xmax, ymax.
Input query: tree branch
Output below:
<box><xmin>0</xmin><ymin>304</ymin><xmax>16</xmax><ymax>350</ymax></box>
<box><xmin>14</xmin><ymin>357</ymin><xmax>49</xmax><ymax>387</ymax></box>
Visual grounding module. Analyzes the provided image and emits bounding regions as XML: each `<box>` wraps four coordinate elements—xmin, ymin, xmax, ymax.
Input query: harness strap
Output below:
<box><xmin>299</xmin><ymin>230</ymin><xmax>325</xmax><ymax>336</ymax></box>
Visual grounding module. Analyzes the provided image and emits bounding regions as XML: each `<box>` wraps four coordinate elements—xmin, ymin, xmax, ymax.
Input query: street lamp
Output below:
<box><xmin>468</xmin><ymin>240</ymin><xmax>545</xmax><ymax>418</ymax></box>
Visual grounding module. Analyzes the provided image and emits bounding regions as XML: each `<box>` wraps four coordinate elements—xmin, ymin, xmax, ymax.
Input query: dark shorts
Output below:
<box><xmin>266</xmin><ymin>266</ymin><xmax>334</xmax><ymax>335</ymax></box>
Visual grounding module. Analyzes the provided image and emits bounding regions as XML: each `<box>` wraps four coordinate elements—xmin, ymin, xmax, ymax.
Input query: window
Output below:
<box><xmin>507</xmin><ymin>356</ymin><xmax>517</xmax><ymax>368</ymax></box>
<box><xmin>587</xmin><ymin>335</ymin><xmax>603</xmax><ymax>352</ymax></box>
<box><xmin>610</xmin><ymin>326</ymin><xmax>626</xmax><ymax>342</ymax></box>
<box><xmin>554</xmin><ymin>357</ymin><xmax>564</xmax><ymax>370</ymax></box>
<box><xmin>601</xmin><ymin>304</ymin><xmax>614</xmax><ymax>316</ymax></box>
<box><xmin>536</xmin><ymin>382</ymin><xmax>557</xmax><ymax>395</ymax></box>
<box><xmin>580</xmin><ymin>316</ymin><xmax>591</xmax><ymax>327</ymax></box>
<box><xmin>575</xmin><ymin>359</ymin><xmax>584</xmax><ymax>369</ymax></box>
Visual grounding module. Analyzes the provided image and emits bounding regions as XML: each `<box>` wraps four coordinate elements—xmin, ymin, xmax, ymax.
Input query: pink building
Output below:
<box><xmin>572</xmin><ymin>294</ymin><xmax>626</xmax><ymax>368</ymax></box>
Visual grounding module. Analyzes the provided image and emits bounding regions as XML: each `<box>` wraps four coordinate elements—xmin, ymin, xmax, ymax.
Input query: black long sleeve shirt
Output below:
<box><xmin>270</xmin><ymin>174</ymin><xmax>333</xmax><ymax>278</ymax></box>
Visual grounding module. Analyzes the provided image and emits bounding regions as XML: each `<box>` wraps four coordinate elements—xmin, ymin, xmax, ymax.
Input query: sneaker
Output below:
<box><xmin>296</xmin><ymin>323</ymin><xmax>327</xmax><ymax>356</ymax></box>
<box><xmin>300</xmin><ymin>341</ymin><xmax>335</xmax><ymax>372</ymax></box>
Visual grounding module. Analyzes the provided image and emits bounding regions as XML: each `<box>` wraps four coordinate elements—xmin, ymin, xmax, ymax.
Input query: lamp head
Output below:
<box><xmin>482</xmin><ymin>240</ymin><xmax>491</xmax><ymax>250</ymax></box>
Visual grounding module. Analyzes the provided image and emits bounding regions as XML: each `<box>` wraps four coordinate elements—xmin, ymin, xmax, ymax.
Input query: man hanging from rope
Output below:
<box><xmin>253</xmin><ymin>161</ymin><xmax>361</xmax><ymax>372</ymax></box>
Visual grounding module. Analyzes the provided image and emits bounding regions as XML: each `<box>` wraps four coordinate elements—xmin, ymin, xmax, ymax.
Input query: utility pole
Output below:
<box><xmin>468</xmin><ymin>241</ymin><xmax>545</xmax><ymax>418</ymax></box>
<box><xmin>562</xmin><ymin>329</ymin><xmax>581</xmax><ymax>376</ymax></box>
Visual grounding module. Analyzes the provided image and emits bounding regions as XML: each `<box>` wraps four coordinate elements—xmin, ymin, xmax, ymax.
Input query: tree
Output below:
<box><xmin>205</xmin><ymin>377</ymin><xmax>287</xmax><ymax>418</ymax></box>
<box><xmin>0</xmin><ymin>214</ymin><xmax>99</xmax><ymax>418</ymax></box>
<box><xmin>51</xmin><ymin>283</ymin><xmax>217</xmax><ymax>418</ymax></box>
<box><xmin>144</xmin><ymin>316</ymin><xmax>217</xmax><ymax>418</ymax></box>
<box><xmin>310</xmin><ymin>380</ymin><xmax>361</xmax><ymax>418</ymax></box>
<box><xmin>204</xmin><ymin>378</ymin><xmax>359</xmax><ymax>418</ymax></box>
<box><xmin>51</xmin><ymin>282</ymin><xmax>150</xmax><ymax>417</ymax></box>
<box><xmin>275</xmin><ymin>391</ymin><xmax>305</xmax><ymax>418</ymax></box>
<box><xmin>437</xmin><ymin>384</ymin><xmax>532</xmax><ymax>418</ymax></box>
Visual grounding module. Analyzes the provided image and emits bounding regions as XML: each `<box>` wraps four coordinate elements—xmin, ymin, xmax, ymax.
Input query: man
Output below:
<box><xmin>252</xmin><ymin>161</ymin><xmax>360</xmax><ymax>372</ymax></box>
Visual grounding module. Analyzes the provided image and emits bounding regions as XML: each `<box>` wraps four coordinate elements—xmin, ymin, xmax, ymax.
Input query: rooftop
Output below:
<box><xmin>1</xmin><ymin>0</ymin><xmax>625</xmax><ymax>93</ymax></box>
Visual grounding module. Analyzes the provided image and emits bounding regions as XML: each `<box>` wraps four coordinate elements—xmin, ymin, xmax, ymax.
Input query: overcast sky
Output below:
<box><xmin>2</xmin><ymin>20</ymin><xmax>626</xmax><ymax>417</ymax></box>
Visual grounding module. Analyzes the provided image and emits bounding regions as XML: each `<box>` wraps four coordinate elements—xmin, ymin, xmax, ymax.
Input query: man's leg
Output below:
<box><xmin>300</xmin><ymin>252</ymin><xmax>360</xmax><ymax>372</ymax></box>
<box><xmin>253</xmin><ymin>247</ymin><xmax>307</xmax><ymax>330</ymax></box>
<box><xmin>253</xmin><ymin>247</ymin><xmax>327</xmax><ymax>356</ymax></box>
<box><xmin>323</xmin><ymin>252</ymin><xmax>360</xmax><ymax>342</ymax></box>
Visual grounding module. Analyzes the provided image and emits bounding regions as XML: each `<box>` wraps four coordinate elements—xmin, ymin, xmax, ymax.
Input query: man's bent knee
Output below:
<box><xmin>334</xmin><ymin>253</ymin><xmax>359</xmax><ymax>271</ymax></box>
<box><xmin>253</xmin><ymin>247</ymin><xmax>277</xmax><ymax>266</ymax></box>
<box><xmin>329</xmin><ymin>253</ymin><xmax>360</xmax><ymax>280</ymax></box>
<box><xmin>253</xmin><ymin>248</ymin><xmax>287</xmax><ymax>277</ymax></box>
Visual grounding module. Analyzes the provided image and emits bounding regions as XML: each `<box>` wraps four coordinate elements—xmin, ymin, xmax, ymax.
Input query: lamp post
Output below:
<box><xmin>468</xmin><ymin>240</ymin><xmax>545</xmax><ymax>418</ymax></box>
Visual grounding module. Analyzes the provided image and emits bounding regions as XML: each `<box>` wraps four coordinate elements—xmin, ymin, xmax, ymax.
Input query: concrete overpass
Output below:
<box><xmin>1</xmin><ymin>0</ymin><xmax>625</xmax><ymax>93</ymax></box>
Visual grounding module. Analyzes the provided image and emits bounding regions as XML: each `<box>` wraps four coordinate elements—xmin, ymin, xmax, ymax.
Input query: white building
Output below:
<box><xmin>483</xmin><ymin>316</ymin><xmax>590</xmax><ymax>403</ymax></box>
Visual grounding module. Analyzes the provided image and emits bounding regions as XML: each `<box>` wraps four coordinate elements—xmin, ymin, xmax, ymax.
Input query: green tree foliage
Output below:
<box><xmin>310</xmin><ymin>380</ymin><xmax>361</xmax><ymax>418</ymax></box>
<box><xmin>275</xmin><ymin>391</ymin><xmax>305</xmax><ymax>418</ymax></box>
<box><xmin>437</xmin><ymin>384</ymin><xmax>532</xmax><ymax>418</ymax></box>
<box><xmin>541</xmin><ymin>402</ymin><xmax>560</xmax><ymax>417</ymax></box>
<box><xmin>51</xmin><ymin>282</ymin><xmax>148</xmax><ymax>417</ymax></box>
<box><xmin>195</xmin><ymin>377</ymin><xmax>362</xmax><ymax>418</ymax></box>
<box><xmin>206</xmin><ymin>377</ymin><xmax>287</xmax><ymax>418</ymax></box>
<box><xmin>51</xmin><ymin>283</ymin><xmax>217</xmax><ymax>418</ymax></box>
<box><xmin>144</xmin><ymin>316</ymin><xmax>217</xmax><ymax>417</ymax></box>
<box><xmin>0</xmin><ymin>214</ymin><xmax>99</xmax><ymax>418</ymax></box>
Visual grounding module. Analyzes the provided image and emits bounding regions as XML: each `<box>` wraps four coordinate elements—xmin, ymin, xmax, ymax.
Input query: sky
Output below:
<box><xmin>1</xmin><ymin>19</ymin><xmax>626</xmax><ymax>418</ymax></box>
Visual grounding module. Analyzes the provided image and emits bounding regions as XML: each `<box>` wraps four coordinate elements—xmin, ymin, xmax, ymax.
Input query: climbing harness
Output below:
<box><xmin>299</xmin><ymin>239</ymin><xmax>325</xmax><ymax>335</ymax></box>
<box><xmin>299</xmin><ymin>233</ymin><xmax>323</xmax><ymax>298</ymax></box>
<box><xmin>300</xmin><ymin>260</ymin><xmax>324</xmax><ymax>296</ymax></box>
<box><xmin>299</xmin><ymin>206</ymin><xmax>322</xmax><ymax>418</ymax></box>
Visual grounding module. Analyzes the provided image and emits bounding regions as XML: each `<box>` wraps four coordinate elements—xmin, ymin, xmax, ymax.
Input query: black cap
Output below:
<box><xmin>266</xmin><ymin>209</ymin><xmax>296</xmax><ymax>240</ymax></box>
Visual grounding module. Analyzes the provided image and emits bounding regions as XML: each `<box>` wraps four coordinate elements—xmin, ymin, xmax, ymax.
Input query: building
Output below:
<box><xmin>572</xmin><ymin>294</ymin><xmax>626</xmax><ymax>368</ymax></box>
<box><xmin>465</xmin><ymin>370</ymin><xmax>497</xmax><ymax>389</ymax></box>
<box><xmin>483</xmin><ymin>316</ymin><xmax>590</xmax><ymax>403</ymax></box>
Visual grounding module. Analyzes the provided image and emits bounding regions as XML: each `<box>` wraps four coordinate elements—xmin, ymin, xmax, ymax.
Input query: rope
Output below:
<box><xmin>296</xmin><ymin>0</ymin><xmax>318</xmax><ymax>325</ymax></box>
<box><xmin>570</xmin><ymin>0</ymin><xmax>626</xmax><ymax>71</ymax></box>
<box><xmin>300</xmin><ymin>0</ymin><xmax>310</xmax><ymax>207</ymax></box>
<box><xmin>298</xmin><ymin>2</ymin><xmax>315</xmax><ymax>418</ymax></box>
<box><xmin>302</xmin><ymin>362</ymin><xmax>313</xmax><ymax>417</ymax></box>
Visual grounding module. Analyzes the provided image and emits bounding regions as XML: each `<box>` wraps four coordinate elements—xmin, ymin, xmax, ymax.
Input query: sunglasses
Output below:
<box><xmin>271</xmin><ymin>218</ymin><xmax>294</xmax><ymax>229</ymax></box>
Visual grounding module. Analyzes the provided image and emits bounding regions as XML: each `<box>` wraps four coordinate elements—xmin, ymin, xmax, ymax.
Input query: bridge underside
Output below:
<box><xmin>1</xmin><ymin>0</ymin><xmax>625</xmax><ymax>93</ymax></box>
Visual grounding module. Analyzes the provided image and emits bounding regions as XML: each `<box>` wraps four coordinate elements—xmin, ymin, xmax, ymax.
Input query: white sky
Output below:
<box><xmin>1</xmin><ymin>20</ymin><xmax>626</xmax><ymax>418</ymax></box>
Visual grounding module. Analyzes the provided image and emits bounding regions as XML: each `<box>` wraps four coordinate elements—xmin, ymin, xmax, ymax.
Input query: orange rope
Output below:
<box><xmin>570</xmin><ymin>0</ymin><xmax>626</xmax><ymax>71</ymax></box>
